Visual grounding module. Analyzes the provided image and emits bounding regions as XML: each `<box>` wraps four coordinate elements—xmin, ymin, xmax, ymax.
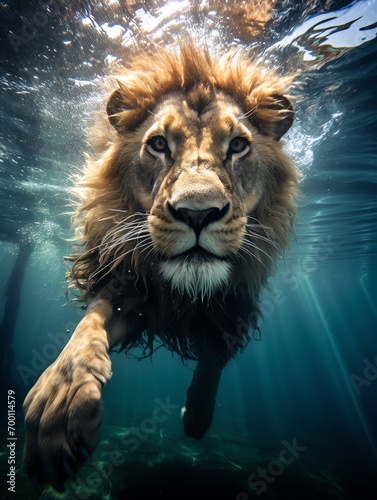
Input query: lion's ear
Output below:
<box><xmin>270</xmin><ymin>94</ymin><xmax>294</xmax><ymax>140</ymax></box>
<box><xmin>106</xmin><ymin>89</ymin><xmax>126</xmax><ymax>131</ymax></box>
<box><xmin>256</xmin><ymin>94</ymin><xmax>294</xmax><ymax>141</ymax></box>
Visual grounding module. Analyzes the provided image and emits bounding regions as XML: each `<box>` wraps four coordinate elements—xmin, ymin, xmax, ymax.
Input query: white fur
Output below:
<box><xmin>160</xmin><ymin>258</ymin><xmax>231</xmax><ymax>300</ymax></box>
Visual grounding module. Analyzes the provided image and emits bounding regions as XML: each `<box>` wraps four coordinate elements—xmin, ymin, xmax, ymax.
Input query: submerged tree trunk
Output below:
<box><xmin>0</xmin><ymin>243</ymin><xmax>33</xmax><ymax>383</ymax></box>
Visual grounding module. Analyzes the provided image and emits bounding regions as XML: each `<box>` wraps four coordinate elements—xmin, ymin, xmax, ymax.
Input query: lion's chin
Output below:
<box><xmin>159</xmin><ymin>257</ymin><xmax>232</xmax><ymax>300</ymax></box>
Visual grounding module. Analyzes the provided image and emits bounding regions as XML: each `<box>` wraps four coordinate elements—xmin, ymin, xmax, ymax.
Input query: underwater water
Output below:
<box><xmin>0</xmin><ymin>0</ymin><xmax>376</xmax><ymax>499</ymax></box>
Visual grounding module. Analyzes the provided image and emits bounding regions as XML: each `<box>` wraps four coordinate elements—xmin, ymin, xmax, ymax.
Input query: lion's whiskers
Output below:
<box><xmin>239</xmin><ymin>243</ymin><xmax>267</xmax><ymax>268</ymax></box>
<box><xmin>238</xmin><ymin>219</ymin><xmax>282</xmax><ymax>270</ymax></box>
<box><xmin>244</xmin><ymin>219</ymin><xmax>282</xmax><ymax>255</ymax></box>
<box><xmin>91</xmin><ymin>236</ymin><xmax>153</xmax><ymax>281</ymax></box>
<box><xmin>102</xmin><ymin>229</ymin><xmax>150</xmax><ymax>252</ymax></box>
<box><xmin>102</xmin><ymin>219</ymin><xmax>148</xmax><ymax>242</ymax></box>
<box><xmin>85</xmin><ymin>217</ymin><xmax>153</xmax><ymax>281</ymax></box>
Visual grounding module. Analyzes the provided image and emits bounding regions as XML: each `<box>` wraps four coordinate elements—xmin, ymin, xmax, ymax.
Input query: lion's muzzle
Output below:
<box><xmin>148</xmin><ymin>167</ymin><xmax>241</xmax><ymax>299</ymax></box>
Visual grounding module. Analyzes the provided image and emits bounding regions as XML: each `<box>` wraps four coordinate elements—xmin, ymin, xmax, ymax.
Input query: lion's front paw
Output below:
<box><xmin>23</xmin><ymin>345</ymin><xmax>111</xmax><ymax>491</ymax></box>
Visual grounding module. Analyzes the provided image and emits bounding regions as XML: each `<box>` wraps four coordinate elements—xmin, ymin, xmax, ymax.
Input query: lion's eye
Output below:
<box><xmin>228</xmin><ymin>137</ymin><xmax>250</xmax><ymax>156</ymax></box>
<box><xmin>147</xmin><ymin>136</ymin><xmax>169</xmax><ymax>154</ymax></box>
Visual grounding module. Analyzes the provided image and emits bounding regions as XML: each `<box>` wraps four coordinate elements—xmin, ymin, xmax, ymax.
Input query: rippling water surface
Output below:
<box><xmin>0</xmin><ymin>1</ymin><xmax>376</xmax><ymax>499</ymax></box>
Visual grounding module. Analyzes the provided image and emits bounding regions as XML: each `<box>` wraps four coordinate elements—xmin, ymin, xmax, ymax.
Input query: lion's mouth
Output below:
<box><xmin>168</xmin><ymin>245</ymin><xmax>229</xmax><ymax>262</ymax></box>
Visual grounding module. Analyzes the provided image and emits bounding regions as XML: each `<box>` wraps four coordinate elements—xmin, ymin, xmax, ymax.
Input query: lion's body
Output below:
<box><xmin>24</xmin><ymin>43</ymin><xmax>298</xmax><ymax>489</ymax></box>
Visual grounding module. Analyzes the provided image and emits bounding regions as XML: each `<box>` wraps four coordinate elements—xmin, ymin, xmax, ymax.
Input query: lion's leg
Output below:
<box><xmin>23</xmin><ymin>298</ymin><xmax>121</xmax><ymax>490</ymax></box>
<box><xmin>182</xmin><ymin>357</ymin><xmax>223</xmax><ymax>439</ymax></box>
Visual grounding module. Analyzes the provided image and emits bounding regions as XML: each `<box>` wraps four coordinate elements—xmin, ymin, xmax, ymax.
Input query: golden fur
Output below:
<box><xmin>23</xmin><ymin>43</ymin><xmax>298</xmax><ymax>489</ymax></box>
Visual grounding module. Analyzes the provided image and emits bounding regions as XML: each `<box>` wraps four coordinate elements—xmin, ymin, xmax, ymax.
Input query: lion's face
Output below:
<box><xmin>70</xmin><ymin>45</ymin><xmax>297</xmax><ymax>307</ymax></box>
<box><xmin>114</xmin><ymin>91</ymin><xmax>288</xmax><ymax>299</ymax></box>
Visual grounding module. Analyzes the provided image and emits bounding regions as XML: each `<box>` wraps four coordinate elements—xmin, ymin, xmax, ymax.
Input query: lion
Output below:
<box><xmin>23</xmin><ymin>42</ymin><xmax>298</xmax><ymax>489</ymax></box>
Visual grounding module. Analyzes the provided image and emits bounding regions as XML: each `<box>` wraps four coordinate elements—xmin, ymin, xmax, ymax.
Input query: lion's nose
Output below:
<box><xmin>167</xmin><ymin>203</ymin><xmax>230</xmax><ymax>237</ymax></box>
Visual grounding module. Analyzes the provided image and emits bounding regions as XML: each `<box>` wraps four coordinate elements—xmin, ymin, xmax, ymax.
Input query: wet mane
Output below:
<box><xmin>106</xmin><ymin>43</ymin><xmax>294</xmax><ymax>134</ymax></box>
